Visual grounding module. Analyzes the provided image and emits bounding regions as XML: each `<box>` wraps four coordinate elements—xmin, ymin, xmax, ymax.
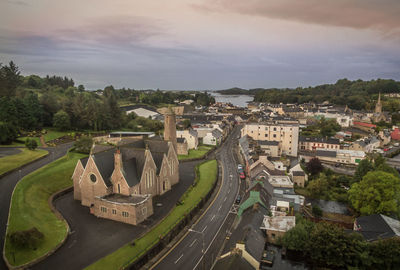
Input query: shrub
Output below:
<box><xmin>25</xmin><ymin>138</ymin><xmax>38</xmax><ymax>150</ymax></box>
<box><xmin>8</xmin><ymin>227</ymin><xmax>44</xmax><ymax>250</ymax></box>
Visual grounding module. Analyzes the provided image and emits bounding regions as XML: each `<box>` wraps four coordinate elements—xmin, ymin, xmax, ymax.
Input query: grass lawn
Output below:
<box><xmin>18</xmin><ymin>128</ymin><xmax>73</xmax><ymax>147</ymax></box>
<box><xmin>4</xmin><ymin>151</ymin><xmax>87</xmax><ymax>267</ymax></box>
<box><xmin>85</xmin><ymin>159</ymin><xmax>218</xmax><ymax>270</ymax></box>
<box><xmin>178</xmin><ymin>145</ymin><xmax>214</xmax><ymax>160</ymax></box>
<box><xmin>0</xmin><ymin>148</ymin><xmax>48</xmax><ymax>176</ymax></box>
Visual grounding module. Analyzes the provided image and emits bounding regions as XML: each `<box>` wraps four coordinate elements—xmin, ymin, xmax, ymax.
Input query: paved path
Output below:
<box><xmin>153</xmin><ymin>125</ymin><xmax>243</xmax><ymax>270</ymax></box>
<box><xmin>31</xmin><ymin>160</ymin><xmax>201</xmax><ymax>270</ymax></box>
<box><xmin>0</xmin><ymin>148</ymin><xmax>21</xmax><ymax>158</ymax></box>
<box><xmin>0</xmin><ymin>143</ymin><xmax>73</xmax><ymax>270</ymax></box>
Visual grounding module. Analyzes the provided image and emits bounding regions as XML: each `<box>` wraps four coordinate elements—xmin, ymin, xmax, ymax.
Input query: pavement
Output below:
<box><xmin>0</xmin><ymin>143</ymin><xmax>73</xmax><ymax>270</ymax></box>
<box><xmin>152</xmin><ymin>125</ymin><xmax>244</xmax><ymax>270</ymax></box>
<box><xmin>31</xmin><ymin>160</ymin><xmax>200</xmax><ymax>270</ymax></box>
<box><xmin>0</xmin><ymin>148</ymin><xmax>21</xmax><ymax>158</ymax></box>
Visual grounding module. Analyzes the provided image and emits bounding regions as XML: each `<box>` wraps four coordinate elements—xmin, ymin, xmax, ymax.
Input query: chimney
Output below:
<box><xmin>114</xmin><ymin>148</ymin><xmax>122</xmax><ymax>171</ymax></box>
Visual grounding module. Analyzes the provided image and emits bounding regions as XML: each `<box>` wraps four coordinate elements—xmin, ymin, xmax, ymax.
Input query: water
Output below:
<box><xmin>210</xmin><ymin>92</ymin><xmax>253</xmax><ymax>107</ymax></box>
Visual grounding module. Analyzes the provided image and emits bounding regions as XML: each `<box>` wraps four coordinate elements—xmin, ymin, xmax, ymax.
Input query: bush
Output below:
<box><xmin>312</xmin><ymin>205</ymin><xmax>323</xmax><ymax>218</ymax></box>
<box><xmin>8</xmin><ymin>227</ymin><xmax>44</xmax><ymax>249</ymax></box>
<box><xmin>25</xmin><ymin>138</ymin><xmax>38</xmax><ymax>150</ymax></box>
<box><xmin>74</xmin><ymin>136</ymin><xmax>93</xmax><ymax>154</ymax></box>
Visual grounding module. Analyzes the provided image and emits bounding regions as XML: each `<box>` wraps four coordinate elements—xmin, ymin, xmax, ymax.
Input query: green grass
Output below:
<box><xmin>15</xmin><ymin>129</ymin><xmax>73</xmax><ymax>147</ymax></box>
<box><xmin>4</xmin><ymin>151</ymin><xmax>87</xmax><ymax>267</ymax></box>
<box><xmin>85</xmin><ymin>159</ymin><xmax>218</xmax><ymax>270</ymax></box>
<box><xmin>178</xmin><ymin>145</ymin><xmax>214</xmax><ymax>160</ymax></box>
<box><xmin>0</xmin><ymin>148</ymin><xmax>48</xmax><ymax>176</ymax></box>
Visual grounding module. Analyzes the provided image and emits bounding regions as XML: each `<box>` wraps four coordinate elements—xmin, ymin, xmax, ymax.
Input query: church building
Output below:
<box><xmin>72</xmin><ymin>110</ymin><xmax>180</xmax><ymax>225</ymax></box>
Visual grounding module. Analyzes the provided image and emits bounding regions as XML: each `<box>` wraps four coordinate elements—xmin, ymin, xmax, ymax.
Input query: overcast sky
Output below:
<box><xmin>1</xmin><ymin>0</ymin><xmax>399</xmax><ymax>90</ymax></box>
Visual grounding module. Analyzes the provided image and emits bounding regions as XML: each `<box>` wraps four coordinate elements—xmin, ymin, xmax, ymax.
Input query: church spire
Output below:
<box><xmin>375</xmin><ymin>92</ymin><xmax>382</xmax><ymax>113</ymax></box>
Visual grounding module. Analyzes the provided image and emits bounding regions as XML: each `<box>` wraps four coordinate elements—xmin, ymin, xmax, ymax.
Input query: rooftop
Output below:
<box><xmin>260</xmin><ymin>215</ymin><xmax>296</xmax><ymax>232</ymax></box>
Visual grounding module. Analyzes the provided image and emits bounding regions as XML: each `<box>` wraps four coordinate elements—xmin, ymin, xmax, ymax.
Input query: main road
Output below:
<box><xmin>0</xmin><ymin>143</ymin><xmax>73</xmax><ymax>270</ymax></box>
<box><xmin>152</xmin><ymin>125</ymin><xmax>242</xmax><ymax>270</ymax></box>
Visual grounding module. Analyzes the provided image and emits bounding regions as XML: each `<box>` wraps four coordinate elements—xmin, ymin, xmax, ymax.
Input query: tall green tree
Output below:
<box><xmin>349</xmin><ymin>171</ymin><xmax>400</xmax><ymax>215</ymax></box>
<box><xmin>53</xmin><ymin>110</ymin><xmax>71</xmax><ymax>131</ymax></box>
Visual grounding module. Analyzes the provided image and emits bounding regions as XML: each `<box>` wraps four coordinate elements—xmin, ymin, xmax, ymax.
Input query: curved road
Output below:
<box><xmin>152</xmin><ymin>126</ymin><xmax>242</xmax><ymax>270</ymax></box>
<box><xmin>0</xmin><ymin>143</ymin><xmax>73</xmax><ymax>270</ymax></box>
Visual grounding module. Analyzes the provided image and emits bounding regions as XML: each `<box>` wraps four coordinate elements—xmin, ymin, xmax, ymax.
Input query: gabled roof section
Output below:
<box><xmin>122</xmin><ymin>158</ymin><xmax>140</xmax><ymax>187</ymax></box>
<box><xmin>91</xmin><ymin>149</ymin><xmax>115</xmax><ymax>186</ymax></box>
<box><xmin>356</xmin><ymin>214</ymin><xmax>400</xmax><ymax>241</ymax></box>
<box><xmin>80</xmin><ymin>157</ymin><xmax>89</xmax><ymax>168</ymax></box>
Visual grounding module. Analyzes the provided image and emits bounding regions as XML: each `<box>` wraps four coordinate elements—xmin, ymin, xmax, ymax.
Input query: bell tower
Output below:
<box><xmin>163</xmin><ymin>107</ymin><xmax>177</xmax><ymax>150</ymax></box>
<box><xmin>375</xmin><ymin>92</ymin><xmax>382</xmax><ymax>113</ymax></box>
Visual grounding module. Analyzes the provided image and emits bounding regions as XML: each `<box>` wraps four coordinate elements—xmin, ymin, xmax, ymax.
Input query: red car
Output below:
<box><xmin>384</xmin><ymin>148</ymin><xmax>389</xmax><ymax>152</ymax></box>
<box><xmin>239</xmin><ymin>172</ymin><xmax>245</xmax><ymax>179</ymax></box>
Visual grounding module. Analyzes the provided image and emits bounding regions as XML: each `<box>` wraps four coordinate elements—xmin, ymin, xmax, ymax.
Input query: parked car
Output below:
<box><xmin>237</xmin><ymin>164</ymin><xmax>243</xmax><ymax>169</ymax></box>
<box><xmin>235</xmin><ymin>195</ymin><xmax>242</xmax><ymax>204</ymax></box>
<box><xmin>394</xmin><ymin>143</ymin><xmax>399</xmax><ymax>147</ymax></box>
<box><xmin>239</xmin><ymin>172</ymin><xmax>245</xmax><ymax>179</ymax></box>
<box><xmin>384</xmin><ymin>148</ymin><xmax>389</xmax><ymax>152</ymax></box>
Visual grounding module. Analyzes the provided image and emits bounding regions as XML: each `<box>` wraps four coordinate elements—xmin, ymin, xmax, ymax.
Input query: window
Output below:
<box><xmin>258</xmin><ymin>133</ymin><xmax>260</xmax><ymax>136</ymax></box>
<box><xmin>251</xmin><ymin>130</ymin><xmax>253</xmax><ymax>133</ymax></box>
<box><xmin>273</xmin><ymin>134</ymin><xmax>276</xmax><ymax>138</ymax></box>
<box><xmin>90</xmin><ymin>174</ymin><xmax>97</xmax><ymax>183</ymax></box>
<box><xmin>265</xmin><ymin>134</ymin><xmax>268</xmax><ymax>137</ymax></box>
<box><xmin>112</xmin><ymin>209</ymin><xmax>117</xmax><ymax>215</ymax></box>
<box><xmin>122</xmin><ymin>211</ymin><xmax>129</xmax><ymax>217</ymax></box>
<box><xmin>271</xmin><ymin>233</ymin><xmax>276</xmax><ymax>239</ymax></box>
<box><xmin>265</xmin><ymin>127</ymin><xmax>268</xmax><ymax>131</ymax></box>
<box><xmin>273</xmin><ymin>127</ymin><xmax>277</xmax><ymax>131</ymax></box>
<box><xmin>146</xmin><ymin>172</ymin><xmax>149</xmax><ymax>188</ymax></box>
<box><xmin>142</xmin><ymin>207</ymin><xmax>147</xmax><ymax>216</ymax></box>
<box><xmin>118</xmin><ymin>184</ymin><xmax>121</xmax><ymax>193</ymax></box>
<box><xmin>101</xmin><ymin>206</ymin><xmax>107</xmax><ymax>213</ymax></box>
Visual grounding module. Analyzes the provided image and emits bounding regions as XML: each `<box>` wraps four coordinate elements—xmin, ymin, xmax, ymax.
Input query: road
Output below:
<box><xmin>152</xmin><ymin>125</ymin><xmax>242</xmax><ymax>270</ymax></box>
<box><xmin>0</xmin><ymin>143</ymin><xmax>73</xmax><ymax>270</ymax></box>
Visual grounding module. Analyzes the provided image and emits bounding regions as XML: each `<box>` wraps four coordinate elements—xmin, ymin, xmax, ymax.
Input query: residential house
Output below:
<box><xmin>203</xmin><ymin>129</ymin><xmax>223</xmax><ymax>146</ymax></box>
<box><xmin>354</xmin><ymin>214</ymin><xmax>400</xmax><ymax>242</ymax></box>
<box><xmin>289</xmin><ymin>163</ymin><xmax>307</xmax><ymax>187</ymax></box>
<box><xmin>260</xmin><ymin>215</ymin><xmax>296</xmax><ymax>244</ymax></box>
<box><xmin>176</xmin><ymin>129</ymin><xmax>198</xmax><ymax>150</ymax></box>
<box><xmin>299</xmin><ymin>136</ymin><xmax>340</xmax><ymax>151</ymax></box>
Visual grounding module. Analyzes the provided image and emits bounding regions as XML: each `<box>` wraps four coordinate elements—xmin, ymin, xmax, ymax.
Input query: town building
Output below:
<box><xmin>354</xmin><ymin>214</ymin><xmax>400</xmax><ymax>242</ymax></box>
<box><xmin>260</xmin><ymin>215</ymin><xmax>296</xmax><ymax>244</ymax></box>
<box><xmin>176</xmin><ymin>129</ymin><xmax>199</xmax><ymax>150</ymax></box>
<box><xmin>299</xmin><ymin>136</ymin><xmax>340</xmax><ymax>151</ymax></box>
<box><xmin>241</xmin><ymin>121</ymin><xmax>299</xmax><ymax>157</ymax></box>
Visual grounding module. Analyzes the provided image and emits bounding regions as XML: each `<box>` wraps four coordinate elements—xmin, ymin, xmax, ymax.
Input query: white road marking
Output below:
<box><xmin>218</xmin><ymin>205</ymin><xmax>222</xmax><ymax>211</ymax></box>
<box><xmin>224</xmin><ymin>196</ymin><xmax>227</xmax><ymax>202</ymax></box>
<box><xmin>202</xmin><ymin>225</ymin><xmax>207</xmax><ymax>233</ymax></box>
<box><xmin>189</xmin><ymin>239</ymin><xmax>197</xmax><ymax>247</ymax></box>
<box><xmin>175</xmin><ymin>254</ymin><xmax>184</xmax><ymax>264</ymax></box>
<box><xmin>228</xmin><ymin>188</ymin><xmax>231</xmax><ymax>193</ymax></box>
<box><xmin>211</xmin><ymin>214</ymin><xmax>216</xmax><ymax>221</ymax></box>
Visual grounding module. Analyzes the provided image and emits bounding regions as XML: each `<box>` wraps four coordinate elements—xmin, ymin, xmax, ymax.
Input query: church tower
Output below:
<box><xmin>375</xmin><ymin>92</ymin><xmax>382</xmax><ymax>113</ymax></box>
<box><xmin>163</xmin><ymin>107</ymin><xmax>177</xmax><ymax>150</ymax></box>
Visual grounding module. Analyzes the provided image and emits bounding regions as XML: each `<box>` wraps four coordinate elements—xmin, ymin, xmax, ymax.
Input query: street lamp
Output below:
<box><xmin>188</xmin><ymin>228</ymin><xmax>205</xmax><ymax>254</ymax></box>
<box><xmin>189</xmin><ymin>228</ymin><xmax>207</xmax><ymax>270</ymax></box>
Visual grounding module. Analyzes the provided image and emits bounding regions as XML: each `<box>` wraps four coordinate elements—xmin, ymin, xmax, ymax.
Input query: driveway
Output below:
<box><xmin>0</xmin><ymin>143</ymin><xmax>73</xmax><ymax>270</ymax></box>
<box><xmin>0</xmin><ymin>147</ymin><xmax>21</xmax><ymax>158</ymax></box>
<box><xmin>32</xmin><ymin>160</ymin><xmax>200</xmax><ymax>270</ymax></box>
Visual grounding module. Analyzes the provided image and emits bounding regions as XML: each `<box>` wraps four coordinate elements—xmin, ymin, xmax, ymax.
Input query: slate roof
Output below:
<box><xmin>214</xmin><ymin>254</ymin><xmax>254</xmax><ymax>270</ymax></box>
<box><xmin>258</xmin><ymin>140</ymin><xmax>279</xmax><ymax>146</ymax></box>
<box><xmin>80</xmin><ymin>157</ymin><xmax>89</xmax><ymax>167</ymax></box>
<box><xmin>293</xmin><ymin>171</ymin><xmax>305</xmax><ymax>176</ymax></box>
<box><xmin>120</xmin><ymin>104</ymin><xmax>158</xmax><ymax>113</ymax></box>
<box><xmin>299</xmin><ymin>136</ymin><xmax>340</xmax><ymax>144</ymax></box>
<box><xmin>91</xmin><ymin>149</ymin><xmax>116</xmax><ymax>186</ymax></box>
<box><xmin>212</xmin><ymin>129</ymin><xmax>223</xmax><ymax>138</ymax></box>
<box><xmin>316</xmin><ymin>149</ymin><xmax>337</xmax><ymax>158</ymax></box>
<box><xmin>356</xmin><ymin>214</ymin><xmax>400</xmax><ymax>241</ymax></box>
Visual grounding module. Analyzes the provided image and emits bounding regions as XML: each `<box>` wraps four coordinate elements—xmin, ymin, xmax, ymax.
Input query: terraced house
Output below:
<box><xmin>72</xmin><ymin>139</ymin><xmax>179</xmax><ymax>225</ymax></box>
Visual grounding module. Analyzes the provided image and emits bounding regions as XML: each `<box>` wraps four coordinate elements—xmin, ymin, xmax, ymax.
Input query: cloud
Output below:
<box><xmin>5</xmin><ymin>0</ymin><xmax>29</xmax><ymax>6</ymax></box>
<box><xmin>194</xmin><ymin>0</ymin><xmax>400</xmax><ymax>33</ymax></box>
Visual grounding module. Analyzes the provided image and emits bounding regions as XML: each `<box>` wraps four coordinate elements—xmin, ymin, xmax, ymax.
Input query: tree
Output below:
<box><xmin>306</xmin><ymin>157</ymin><xmax>323</xmax><ymax>176</ymax></box>
<box><xmin>369</xmin><ymin>238</ymin><xmax>400</xmax><ymax>269</ymax></box>
<box><xmin>8</xmin><ymin>227</ymin><xmax>44</xmax><ymax>249</ymax></box>
<box><xmin>354</xmin><ymin>158</ymin><xmax>373</xmax><ymax>182</ymax></box>
<box><xmin>307</xmin><ymin>174</ymin><xmax>329</xmax><ymax>197</ymax></box>
<box><xmin>312</xmin><ymin>205</ymin><xmax>323</xmax><ymax>218</ymax></box>
<box><xmin>0</xmin><ymin>61</ymin><xmax>21</xmax><ymax>97</ymax></box>
<box><xmin>77</xmin><ymin>84</ymin><xmax>85</xmax><ymax>92</ymax></box>
<box><xmin>282</xmin><ymin>218</ymin><xmax>314</xmax><ymax>251</ymax></box>
<box><xmin>25</xmin><ymin>138</ymin><xmax>38</xmax><ymax>150</ymax></box>
<box><xmin>74</xmin><ymin>136</ymin><xmax>93</xmax><ymax>154</ymax></box>
<box><xmin>53</xmin><ymin>110</ymin><xmax>71</xmax><ymax>130</ymax></box>
<box><xmin>0</xmin><ymin>121</ymin><xmax>17</xmax><ymax>144</ymax></box>
<box><xmin>349</xmin><ymin>171</ymin><xmax>400</xmax><ymax>215</ymax></box>
<box><xmin>181</xmin><ymin>119</ymin><xmax>191</xmax><ymax>129</ymax></box>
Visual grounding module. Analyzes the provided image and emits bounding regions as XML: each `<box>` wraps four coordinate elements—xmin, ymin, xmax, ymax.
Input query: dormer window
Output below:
<box><xmin>90</xmin><ymin>174</ymin><xmax>97</xmax><ymax>183</ymax></box>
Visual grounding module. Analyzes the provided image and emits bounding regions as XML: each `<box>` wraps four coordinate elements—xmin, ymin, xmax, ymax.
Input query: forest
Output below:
<box><xmin>0</xmin><ymin>61</ymin><xmax>214</xmax><ymax>144</ymax></box>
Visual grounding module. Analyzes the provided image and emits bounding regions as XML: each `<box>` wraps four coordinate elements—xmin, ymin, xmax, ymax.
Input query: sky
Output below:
<box><xmin>1</xmin><ymin>0</ymin><xmax>399</xmax><ymax>90</ymax></box>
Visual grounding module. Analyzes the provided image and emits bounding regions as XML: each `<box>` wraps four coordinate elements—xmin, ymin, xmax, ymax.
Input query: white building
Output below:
<box><xmin>241</xmin><ymin>122</ymin><xmax>299</xmax><ymax>157</ymax></box>
<box><xmin>203</xmin><ymin>129</ymin><xmax>223</xmax><ymax>146</ymax></box>
<box><xmin>176</xmin><ymin>129</ymin><xmax>198</xmax><ymax>150</ymax></box>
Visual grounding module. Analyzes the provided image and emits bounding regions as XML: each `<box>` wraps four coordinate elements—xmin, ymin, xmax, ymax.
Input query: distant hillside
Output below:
<box><xmin>216</xmin><ymin>87</ymin><xmax>253</xmax><ymax>95</ymax></box>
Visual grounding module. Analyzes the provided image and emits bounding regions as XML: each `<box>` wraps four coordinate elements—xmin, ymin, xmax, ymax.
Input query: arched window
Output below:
<box><xmin>145</xmin><ymin>172</ymin><xmax>149</xmax><ymax>188</ymax></box>
<box><xmin>151</xmin><ymin>170</ymin><xmax>154</xmax><ymax>186</ymax></box>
